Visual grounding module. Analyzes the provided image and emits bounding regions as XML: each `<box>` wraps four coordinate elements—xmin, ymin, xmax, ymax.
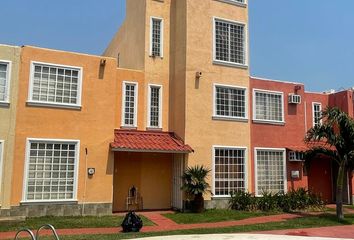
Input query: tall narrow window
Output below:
<box><xmin>148</xmin><ymin>85</ymin><xmax>162</xmax><ymax>128</ymax></box>
<box><xmin>254</xmin><ymin>90</ymin><xmax>284</xmax><ymax>123</ymax></box>
<box><xmin>255</xmin><ymin>148</ymin><xmax>286</xmax><ymax>195</ymax></box>
<box><xmin>214</xmin><ymin>18</ymin><xmax>246</xmax><ymax>66</ymax></box>
<box><xmin>214</xmin><ymin>147</ymin><xmax>246</xmax><ymax>196</ymax></box>
<box><xmin>29</xmin><ymin>62</ymin><xmax>82</xmax><ymax>108</ymax></box>
<box><xmin>122</xmin><ymin>82</ymin><xmax>138</xmax><ymax>127</ymax></box>
<box><xmin>24</xmin><ymin>139</ymin><xmax>79</xmax><ymax>202</ymax></box>
<box><xmin>214</xmin><ymin>85</ymin><xmax>246</xmax><ymax>119</ymax></box>
<box><xmin>0</xmin><ymin>61</ymin><xmax>11</xmax><ymax>103</ymax></box>
<box><xmin>313</xmin><ymin>103</ymin><xmax>322</xmax><ymax>127</ymax></box>
<box><xmin>150</xmin><ymin>17</ymin><xmax>163</xmax><ymax>57</ymax></box>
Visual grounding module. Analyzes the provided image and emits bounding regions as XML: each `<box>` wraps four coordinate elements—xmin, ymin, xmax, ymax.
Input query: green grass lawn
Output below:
<box><xmin>38</xmin><ymin>214</ymin><xmax>354</xmax><ymax>240</ymax></box>
<box><xmin>0</xmin><ymin>215</ymin><xmax>154</xmax><ymax>232</ymax></box>
<box><xmin>163</xmin><ymin>209</ymin><xmax>274</xmax><ymax>224</ymax></box>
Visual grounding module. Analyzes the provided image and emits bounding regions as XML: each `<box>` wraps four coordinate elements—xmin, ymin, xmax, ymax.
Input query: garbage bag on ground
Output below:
<box><xmin>121</xmin><ymin>211</ymin><xmax>143</xmax><ymax>232</ymax></box>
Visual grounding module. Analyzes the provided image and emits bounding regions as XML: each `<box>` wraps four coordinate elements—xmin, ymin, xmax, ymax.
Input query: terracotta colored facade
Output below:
<box><xmin>250</xmin><ymin>77</ymin><xmax>354</xmax><ymax>203</ymax></box>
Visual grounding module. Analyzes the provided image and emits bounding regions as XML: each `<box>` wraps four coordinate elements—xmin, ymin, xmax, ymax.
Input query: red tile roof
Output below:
<box><xmin>286</xmin><ymin>142</ymin><xmax>336</xmax><ymax>152</ymax></box>
<box><xmin>111</xmin><ymin>130</ymin><xmax>193</xmax><ymax>153</ymax></box>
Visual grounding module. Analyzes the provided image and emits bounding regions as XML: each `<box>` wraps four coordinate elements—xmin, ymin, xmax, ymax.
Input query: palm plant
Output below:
<box><xmin>181</xmin><ymin>165</ymin><xmax>211</xmax><ymax>212</ymax></box>
<box><xmin>305</xmin><ymin>107</ymin><xmax>354</xmax><ymax>220</ymax></box>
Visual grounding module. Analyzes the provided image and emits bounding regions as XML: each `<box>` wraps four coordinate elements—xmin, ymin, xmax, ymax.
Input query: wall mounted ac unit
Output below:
<box><xmin>288</xmin><ymin>94</ymin><xmax>301</xmax><ymax>104</ymax></box>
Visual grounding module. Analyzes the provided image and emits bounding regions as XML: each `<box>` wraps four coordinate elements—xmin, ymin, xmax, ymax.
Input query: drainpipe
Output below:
<box><xmin>82</xmin><ymin>148</ymin><xmax>88</xmax><ymax>216</ymax></box>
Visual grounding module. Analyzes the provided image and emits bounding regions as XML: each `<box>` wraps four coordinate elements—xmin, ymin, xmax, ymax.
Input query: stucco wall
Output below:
<box><xmin>0</xmin><ymin>45</ymin><xmax>21</xmax><ymax>208</ymax></box>
<box><xmin>103</xmin><ymin>0</ymin><xmax>146</xmax><ymax>70</ymax></box>
<box><xmin>182</xmin><ymin>0</ymin><xmax>251</xmax><ymax>199</ymax></box>
<box><xmin>113</xmin><ymin>152</ymin><xmax>172</xmax><ymax>212</ymax></box>
<box><xmin>11</xmin><ymin>46</ymin><xmax>120</xmax><ymax>206</ymax></box>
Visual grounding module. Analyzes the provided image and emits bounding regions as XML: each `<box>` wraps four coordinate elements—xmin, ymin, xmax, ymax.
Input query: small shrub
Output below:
<box><xmin>229</xmin><ymin>190</ymin><xmax>254</xmax><ymax>211</ymax></box>
<box><xmin>256</xmin><ymin>191</ymin><xmax>279</xmax><ymax>212</ymax></box>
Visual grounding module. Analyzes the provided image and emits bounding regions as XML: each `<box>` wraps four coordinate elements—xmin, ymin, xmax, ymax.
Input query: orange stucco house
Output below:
<box><xmin>0</xmin><ymin>0</ymin><xmax>353</xmax><ymax>217</ymax></box>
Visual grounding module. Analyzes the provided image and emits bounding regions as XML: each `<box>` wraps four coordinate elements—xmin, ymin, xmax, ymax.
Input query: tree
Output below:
<box><xmin>181</xmin><ymin>165</ymin><xmax>211</xmax><ymax>213</ymax></box>
<box><xmin>305</xmin><ymin>107</ymin><xmax>354</xmax><ymax>220</ymax></box>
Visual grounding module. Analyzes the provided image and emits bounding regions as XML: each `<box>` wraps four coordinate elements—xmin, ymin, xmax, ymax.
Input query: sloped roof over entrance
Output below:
<box><xmin>111</xmin><ymin>130</ymin><xmax>193</xmax><ymax>153</ymax></box>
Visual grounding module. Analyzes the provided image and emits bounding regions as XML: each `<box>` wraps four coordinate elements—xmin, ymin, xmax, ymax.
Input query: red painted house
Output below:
<box><xmin>250</xmin><ymin>76</ymin><xmax>354</xmax><ymax>204</ymax></box>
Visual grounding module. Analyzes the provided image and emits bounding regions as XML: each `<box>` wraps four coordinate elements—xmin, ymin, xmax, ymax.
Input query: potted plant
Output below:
<box><xmin>181</xmin><ymin>165</ymin><xmax>211</xmax><ymax>213</ymax></box>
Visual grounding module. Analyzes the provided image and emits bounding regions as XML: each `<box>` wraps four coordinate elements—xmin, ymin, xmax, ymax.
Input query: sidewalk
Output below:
<box><xmin>1</xmin><ymin>210</ymin><xmax>353</xmax><ymax>240</ymax></box>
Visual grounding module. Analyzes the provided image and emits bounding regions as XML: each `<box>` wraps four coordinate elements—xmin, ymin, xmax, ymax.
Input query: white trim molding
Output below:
<box><xmin>0</xmin><ymin>60</ymin><xmax>12</xmax><ymax>105</ymax></box>
<box><xmin>0</xmin><ymin>140</ymin><xmax>4</xmax><ymax>195</ymax></box>
<box><xmin>27</xmin><ymin>61</ymin><xmax>83</xmax><ymax>109</ymax></box>
<box><xmin>214</xmin><ymin>0</ymin><xmax>247</xmax><ymax>7</ymax></box>
<box><xmin>212</xmin><ymin>17</ymin><xmax>248</xmax><ymax>69</ymax></box>
<box><xmin>312</xmin><ymin>102</ymin><xmax>322</xmax><ymax>127</ymax></box>
<box><xmin>212</xmin><ymin>145</ymin><xmax>248</xmax><ymax>198</ymax></box>
<box><xmin>149</xmin><ymin>16</ymin><xmax>164</xmax><ymax>58</ymax></box>
<box><xmin>213</xmin><ymin>83</ymin><xmax>248</xmax><ymax>121</ymax></box>
<box><xmin>252</xmin><ymin>88</ymin><xmax>285</xmax><ymax>125</ymax></box>
<box><xmin>121</xmin><ymin>81</ymin><xmax>138</xmax><ymax>128</ymax></box>
<box><xmin>147</xmin><ymin>84</ymin><xmax>163</xmax><ymax>129</ymax></box>
<box><xmin>22</xmin><ymin>138</ymin><xmax>80</xmax><ymax>203</ymax></box>
<box><xmin>254</xmin><ymin>147</ymin><xmax>287</xmax><ymax>196</ymax></box>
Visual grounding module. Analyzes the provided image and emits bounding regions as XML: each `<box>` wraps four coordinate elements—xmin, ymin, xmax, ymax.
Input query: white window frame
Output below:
<box><xmin>212</xmin><ymin>145</ymin><xmax>248</xmax><ymax>198</ymax></box>
<box><xmin>253</xmin><ymin>89</ymin><xmax>285</xmax><ymax>124</ymax></box>
<box><xmin>215</xmin><ymin>0</ymin><xmax>247</xmax><ymax>7</ymax></box>
<box><xmin>27</xmin><ymin>61</ymin><xmax>83</xmax><ymax>109</ymax></box>
<box><xmin>0</xmin><ymin>140</ymin><xmax>4</xmax><ymax>195</ymax></box>
<box><xmin>0</xmin><ymin>60</ymin><xmax>12</xmax><ymax>105</ymax></box>
<box><xmin>121</xmin><ymin>81</ymin><xmax>138</xmax><ymax>128</ymax></box>
<box><xmin>312</xmin><ymin>102</ymin><xmax>322</xmax><ymax>127</ymax></box>
<box><xmin>213</xmin><ymin>83</ymin><xmax>248</xmax><ymax>121</ymax></box>
<box><xmin>150</xmin><ymin>17</ymin><xmax>164</xmax><ymax>58</ymax></box>
<box><xmin>254</xmin><ymin>147</ymin><xmax>287</xmax><ymax>196</ymax></box>
<box><xmin>213</xmin><ymin>17</ymin><xmax>248</xmax><ymax>68</ymax></box>
<box><xmin>147</xmin><ymin>84</ymin><xmax>163</xmax><ymax>128</ymax></box>
<box><xmin>22</xmin><ymin>138</ymin><xmax>80</xmax><ymax>203</ymax></box>
<box><xmin>288</xmin><ymin>151</ymin><xmax>304</xmax><ymax>162</ymax></box>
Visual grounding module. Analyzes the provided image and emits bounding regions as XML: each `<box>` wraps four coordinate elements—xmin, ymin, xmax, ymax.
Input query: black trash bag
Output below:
<box><xmin>121</xmin><ymin>211</ymin><xmax>143</xmax><ymax>232</ymax></box>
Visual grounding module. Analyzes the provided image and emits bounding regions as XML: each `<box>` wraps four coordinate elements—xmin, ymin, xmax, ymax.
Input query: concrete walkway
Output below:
<box><xmin>1</xmin><ymin>211</ymin><xmax>353</xmax><ymax>239</ymax></box>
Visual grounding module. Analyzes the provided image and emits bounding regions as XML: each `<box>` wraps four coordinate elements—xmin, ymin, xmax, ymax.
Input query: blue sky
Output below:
<box><xmin>1</xmin><ymin>0</ymin><xmax>353</xmax><ymax>92</ymax></box>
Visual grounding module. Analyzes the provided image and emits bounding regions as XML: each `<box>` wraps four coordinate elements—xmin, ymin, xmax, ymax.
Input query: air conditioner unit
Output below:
<box><xmin>288</xmin><ymin>94</ymin><xmax>301</xmax><ymax>104</ymax></box>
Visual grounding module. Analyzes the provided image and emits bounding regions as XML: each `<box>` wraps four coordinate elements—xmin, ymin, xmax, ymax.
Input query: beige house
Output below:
<box><xmin>105</xmin><ymin>0</ymin><xmax>250</xmax><ymax>208</ymax></box>
<box><xmin>0</xmin><ymin>44</ymin><xmax>21</xmax><ymax>209</ymax></box>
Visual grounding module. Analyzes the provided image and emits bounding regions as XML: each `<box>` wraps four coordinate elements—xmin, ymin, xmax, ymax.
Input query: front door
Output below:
<box><xmin>172</xmin><ymin>154</ymin><xmax>185</xmax><ymax>210</ymax></box>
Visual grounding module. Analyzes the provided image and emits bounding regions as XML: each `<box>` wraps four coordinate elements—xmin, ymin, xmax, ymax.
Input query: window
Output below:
<box><xmin>122</xmin><ymin>81</ymin><xmax>138</xmax><ymax>127</ymax></box>
<box><xmin>29</xmin><ymin>62</ymin><xmax>82</xmax><ymax>108</ymax></box>
<box><xmin>214</xmin><ymin>18</ymin><xmax>246</xmax><ymax>66</ymax></box>
<box><xmin>24</xmin><ymin>139</ymin><xmax>79</xmax><ymax>202</ymax></box>
<box><xmin>0</xmin><ymin>140</ymin><xmax>3</xmax><ymax>195</ymax></box>
<box><xmin>148</xmin><ymin>85</ymin><xmax>162</xmax><ymax>128</ymax></box>
<box><xmin>0</xmin><ymin>61</ymin><xmax>11</xmax><ymax>103</ymax></box>
<box><xmin>214</xmin><ymin>85</ymin><xmax>247</xmax><ymax>119</ymax></box>
<box><xmin>288</xmin><ymin>151</ymin><xmax>304</xmax><ymax>161</ymax></box>
<box><xmin>215</xmin><ymin>0</ymin><xmax>247</xmax><ymax>5</ymax></box>
<box><xmin>255</xmin><ymin>148</ymin><xmax>286</xmax><ymax>195</ymax></box>
<box><xmin>254</xmin><ymin>90</ymin><xmax>284</xmax><ymax>123</ymax></box>
<box><xmin>213</xmin><ymin>147</ymin><xmax>247</xmax><ymax>196</ymax></box>
<box><xmin>313</xmin><ymin>103</ymin><xmax>322</xmax><ymax>127</ymax></box>
<box><xmin>150</xmin><ymin>17</ymin><xmax>163</xmax><ymax>57</ymax></box>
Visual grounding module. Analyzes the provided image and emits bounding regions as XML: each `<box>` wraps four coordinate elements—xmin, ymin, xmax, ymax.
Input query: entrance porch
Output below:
<box><xmin>110</xmin><ymin>130</ymin><xmax>193</xmax><ymax>212</ymax></box>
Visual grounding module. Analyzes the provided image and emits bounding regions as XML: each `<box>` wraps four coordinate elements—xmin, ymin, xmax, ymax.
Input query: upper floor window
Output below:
<box><xmin>23</xmin><ymin>139</ymin><xmax>79</xmax><ymax>202</ymax></box>
<box><xmin>216</xmin><ymin>0</ymin><xmax>247</xmax><ymax>5</ymax></box>
<box><xmin>213</xmin><ymin>18</ymin><xmax>246</xmax><ymax>67</ymax></box>
<box><xmin>214</xmin><ymin>84</ymin><xmax>247</xmax><ymax>120</ymax></box>
<box><xmin>150</xmin><ymin>17</ymin><xmax>164</xmax><ymax>57</ymax></box>
<box><xmin>214</xmin><ymin>147</ymin><xmax>247</xmax><ymax>197</ymax></box>
<box><xmin>0</xmin><ymin>61</ymin><xmax>11</xmax><ymax>104</ymax></box>
<box><xmin>253</xmin><ymin>90</ymin><xmax>284</xmax><ymax>123</ymax></box>
<box><xmin>28</xmin><ymin>62</ymin><xmax>82</xmax><ymax>108</ymax></box>
<box><xmin>122</xmin><ymin>81</ymin><xmax>138</xmax><ymax>127</ymax></box>
<box><xmin>148</xmin><ymin>84</ymin><xmax>162</xmax><ymax>128</ymax></box>
<box><xmin>313</xmin><ymin>103</ymin><xmax>322</xmax><ymax>127</ymax></box>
